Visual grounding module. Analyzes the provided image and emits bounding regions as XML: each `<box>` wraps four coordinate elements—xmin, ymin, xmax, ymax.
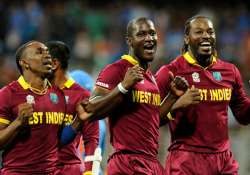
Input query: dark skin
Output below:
<box><xmin>0</xmin><ymin>41</ymin><xmax>52</xmax><ymax>149</ymax></box>
<box><xmin>77</xmin><ymin>19</ymin><xmax>188</xmax><ymax>122</ymax></box>
<box><xmin>185</xmin><ymin>17</ymin><xmax>216</xmax><ymax>68</ymax></box>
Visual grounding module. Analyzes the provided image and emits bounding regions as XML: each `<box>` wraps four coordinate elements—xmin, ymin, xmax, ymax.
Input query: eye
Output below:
<box><xmin>150</xmin><ymin>31</ymin><xmax>156</xmax><ymax>36</ymax></box>
<box><xmin>208</xmin><ymin>30</ymin><xmax>215</xmax><ymax>35</ymax></box>
<box><xmin>195</xmin><ymin>31</ymin><xmax>203</xmax><ymax>35</ymax></box>
<box><xmin>136</xmin><ymin>31</ymin><xmax>146</xmax><ymax>37</ymax></box>
<box><xmin>36</xmin><ymin>48</ymin><xmax>43</xmax><ymax>54</ymax></box>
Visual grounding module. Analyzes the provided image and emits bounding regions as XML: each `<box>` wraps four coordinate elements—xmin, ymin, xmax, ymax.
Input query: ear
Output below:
<box><xmin>126</xmin><ymin>36</ymin><xmax>132</xmax><ymax>47</ymax></box>
<box><xmin>19</xmin><ymin>60</ymin><xmax>29</xmax><ymax>69</ymax></box>
<box><xmin>184</xmin><ymin>34</ymin><xmax>189</xmax><ymax>45</ymax></box>
<box><xmin>51</xmin><ymin>58</ymin><xmax>60</xmax><ymax>71</ymax></box>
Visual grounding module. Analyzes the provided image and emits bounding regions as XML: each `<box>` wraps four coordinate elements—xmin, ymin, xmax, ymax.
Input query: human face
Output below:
<box><xmin>129</xmin><ymin>20</ymin><xmax>157</xmax><ymax>63</ymax></box>
<box><xmin>185</xmin><ymin>18</ymin><xmax>216</xmax><ymax>58</ymax></box>
<box><xmin>22</xmin><ymin>42</ymin><xmax>52</xmax><ymax>77</ymax></box>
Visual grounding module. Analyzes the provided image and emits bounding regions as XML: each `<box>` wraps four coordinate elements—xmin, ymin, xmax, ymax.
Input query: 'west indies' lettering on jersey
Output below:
<box><xmin>28</xmin><ymin>112</ymin><xmax>73</xmax><ymax>125</ymax></box>
<box><xmin>199</xmin><ymin>88</ymin><xmax>232</xmax><ymax>101</ymax></box>
<box><xmin>132</xmin><ymin>90</ymin><xmax>161</xmax><ymax>106</ymax></box>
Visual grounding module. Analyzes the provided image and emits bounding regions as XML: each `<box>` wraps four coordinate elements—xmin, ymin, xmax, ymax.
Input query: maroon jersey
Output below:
<box><xmin>96</xmin><ymin>55</ymin><xmax>161</xmax><ymax>158</ymax></box>
<box><xmin>58</xmin><ymin>79</ymin><xmax>99</xmax><ymax>171</ymax></box>
<box><xmin>0</xmin><ymin>76</ymin><xmax>66</xmax><ymax>173</ymax></box>
<box><xmin>155</xmin><ymin>52</ymin><xmax>250</xmax><ymax>153</ymax></box>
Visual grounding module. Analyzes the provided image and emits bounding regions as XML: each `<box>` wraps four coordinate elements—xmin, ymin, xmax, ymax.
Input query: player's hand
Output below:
<box><xmin>121</xmin><ymin>65</ymin><xmax>144</xmax><ymax>90</ymax></box>
<box><xmin>169</xmin><ymin>72</ymin><xmax>189</xmax><ymax>97</ymax></box>
<box><xmin>16</xmin><ymin>103</ymin><xmax>33</xmax><ymax>126</ymax></box>
<box><xmin>173</xmin><ymin>85</ymin><xmax>201</xmax><ymax>109</ymax></box>
<box><xmin>76</xmin><ymin>100</ymin><xmax>91</xmax><ymax>121</ymax></box>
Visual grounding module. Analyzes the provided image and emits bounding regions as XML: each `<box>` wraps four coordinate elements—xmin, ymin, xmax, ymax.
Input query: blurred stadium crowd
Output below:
<box><xmin>0</xmin><ymin>0</ymin><xmax>250</xmax><ymax>174</ymax></box>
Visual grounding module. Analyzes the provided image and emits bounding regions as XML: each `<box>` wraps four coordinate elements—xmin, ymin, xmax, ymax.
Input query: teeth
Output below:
<box><xmin>200</xmin><ymin>42</ymin><xmax>211</xmax><ymax>46</ymax></box>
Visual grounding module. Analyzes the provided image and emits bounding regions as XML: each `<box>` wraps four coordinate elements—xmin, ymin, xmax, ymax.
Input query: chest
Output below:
<box><xmin>130</xmin><ymin>72</ymin><xmax>160</xmax><ymax>106</ymax></box>
<box><xmin>11</xmin><ymin>90</ymin><xmax>66</xmax><ymax>125</ymax></box>
<box><xmin>176</xmin><ymin>68</ymin><xmax>234</xmax><ymax>102</ymax></box>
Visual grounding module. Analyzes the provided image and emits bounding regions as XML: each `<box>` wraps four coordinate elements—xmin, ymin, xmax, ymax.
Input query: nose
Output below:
<box><xmin>145</xmin><ymin>33</ymin><xmax>154</xmax><ymax>41</ymax></box>
<box><xmin>202</xmin><ymin>31</ymin><xmax>210</xmax><ymax>39</ymax></box>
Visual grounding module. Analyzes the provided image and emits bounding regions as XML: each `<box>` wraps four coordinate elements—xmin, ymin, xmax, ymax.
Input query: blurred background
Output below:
<box><xmin>0</xmin><ymin>0</ymin><xmax>250</xmax><ymax>174</ymax></box>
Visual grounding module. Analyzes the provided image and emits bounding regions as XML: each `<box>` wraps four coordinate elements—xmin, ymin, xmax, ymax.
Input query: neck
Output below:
<box><xmin>52</xmin><ymin>69</ymin><xmax>68</xmax><ymax>89</ymax></box>
<box><xmin>22</xmin><ymin>72</ymin><xmax>47</xmax><ymax>90</ymax></box>
<box><xmin>129</xmin><ymin>51</ymin><xmax>149</xmax><ymax>70</ymax></box>
<box><xmin>188</xmin><ymin>50</ymin><xmax>212</xmax><ymax>68</ymax></box>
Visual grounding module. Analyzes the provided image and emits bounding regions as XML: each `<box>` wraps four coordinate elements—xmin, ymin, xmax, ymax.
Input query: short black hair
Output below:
<box><xmin>46</xmin><ymin>41</ymin><xmax>70</xmax><ymax>70</ymax></box>
<box><xmin>126</xmin><ymin>17</ymin><xmax>152</xmax><ymax>37</ymax></box>
<box><xmin>15</xmin><ymin>40</ymin><xmax>36</xmax><ymax>74</ymax></box>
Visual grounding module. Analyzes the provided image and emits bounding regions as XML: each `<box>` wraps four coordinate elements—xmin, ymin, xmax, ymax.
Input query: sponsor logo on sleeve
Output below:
<box><xmin>96</xmin><ymin>81</ymin><xmax>109</xmax><ymax>88</ymax></box>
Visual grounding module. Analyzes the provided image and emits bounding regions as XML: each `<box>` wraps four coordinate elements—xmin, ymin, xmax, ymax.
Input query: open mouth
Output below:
<box><xmin>43</xmin><ymin>58</ymin><xmax>52</xmax><ymax>70</ymax></box>
<box><xmin>199</xmin><ymin>41</ymin><xmax>213</xmax><ymax>52</ymax></box>
<box><xmin>144</xmin><ymin>44</ymin><xmax>155</xmax><ymax>53</ymax></box>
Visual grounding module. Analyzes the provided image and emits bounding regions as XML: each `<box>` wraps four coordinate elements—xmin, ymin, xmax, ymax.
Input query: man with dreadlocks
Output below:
<box><xmin>156</xmin><ymin>15</ymin><xmax>250</xmax><ymax>175</ymax></box>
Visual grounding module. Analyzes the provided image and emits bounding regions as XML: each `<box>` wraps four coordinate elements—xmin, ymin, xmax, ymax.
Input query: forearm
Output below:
<box><xmin>0</xmin><ymin>120</ymin><xmax>22</xmax><ymax>149</ymax></box>
<box><xmin>84</xmin><ymin>87</ymin><xmax>125</xmax><ymax>122</ymax></box>
<box><xmin>232</xmin><ymin>102</ymin><xmax>250</xmax><ymax>125</ymax></box>
<box><xmin>159</xmin><ymin>93</ymin><xmax>178</xmax><ymax>126</ymax></box>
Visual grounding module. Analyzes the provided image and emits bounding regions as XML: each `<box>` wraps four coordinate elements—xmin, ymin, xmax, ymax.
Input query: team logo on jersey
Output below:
<box><xmin>192</xmin><ymin>72</ymin><xmax>200</xmax><ymax>82</ymax></box>
<box><xmin>65</xmin><ymin>96</ymin><xmax>69</xmax><ymax>104</ymax></box>
<box><xmin>26</xmin><ymin>95</ymin><xmax>35</xmax><ymax>104</ymax></box>
<box><xmin>50</xmin><ymin>93</ymin><xmax>58</xmax><ymax>104</ymax></box>
<box><xmin>212</xmin><ymin>71</ymin><xmax>222</xmax><ymax>81</ymax></box>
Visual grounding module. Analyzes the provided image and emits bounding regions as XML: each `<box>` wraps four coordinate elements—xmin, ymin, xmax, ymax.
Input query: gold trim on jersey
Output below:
<box><xmin>121</xmin><ymin>55</ymin><xmax>139</xmax><ymax>65</ymax></box>
<box><xmin>183</xmin><ymin>52</ymin><xmax>216</xmax><ymax>69</ymax></box>
<box><xmin>63</xmin><ymin>78</ymin><xmax>75</xmax><ymax>89</ymax></box>
<box><xmin>18</xmin><ymin>76</ymin><xmax>50</xmax><ymax>95</ymax></box>
<box><xmin>0</xmin><ymin>118</ymin><xmax>11</xmax><ymax>125</ymax></box>
<box><xmin>167</xmin><ymin>112</ymin><xmax>174</xmax><ymax>120</ymax></box>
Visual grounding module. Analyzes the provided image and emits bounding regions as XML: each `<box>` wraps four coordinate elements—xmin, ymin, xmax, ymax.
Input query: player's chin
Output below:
<box><xmin>143</xmin><ymin>52</ymin><xmax>155</xmax><ymax>62</ymax></box>
<box><xmin>198</xmin><ymin>47</ymin><xmax>213</xmax><ymax>56</ymax></box>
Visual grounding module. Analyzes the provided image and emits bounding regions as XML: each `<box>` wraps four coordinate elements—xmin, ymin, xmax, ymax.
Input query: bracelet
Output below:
<box><xmin>117</xmin><ymin>82</ymin><xmax>129</xmax><ymax>94</ymax></box>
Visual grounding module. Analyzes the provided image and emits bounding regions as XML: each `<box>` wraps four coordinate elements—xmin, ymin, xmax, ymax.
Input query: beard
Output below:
<box><xmin>43</xmin><ymin>70</ymin><xmax>55</xmax><ymax>81</ymax></box>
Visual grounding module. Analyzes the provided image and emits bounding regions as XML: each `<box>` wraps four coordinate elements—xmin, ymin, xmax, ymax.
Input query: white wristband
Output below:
<box><xmin>117</xmin><ymin>82</ymin><xmax>129</xmax><ymax>94</ymax></box>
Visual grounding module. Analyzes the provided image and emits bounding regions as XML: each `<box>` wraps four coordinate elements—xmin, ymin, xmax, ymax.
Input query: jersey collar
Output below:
<box><xmin>17</xmin><ymin>75</ymin><xmax>52</xmax><ymax>90</ymax></box>
<box><xmin>18</xmin><ymin>76</ymin><xmax>30</xmax><ymax>90</ymax></box>
<box><xmin>121</xmin><ymin>55</ymin><xmax>139</xmax><ymax>65</ymax></box>
<box><xmin>183</xmin><ymin>52</ymin><xmax>216</xmax><ymax>69</ymax></box>
<box><xmin>62</xmin><ymin>78</ymin><xmax>75</xmax><ymax>89</ymax></box>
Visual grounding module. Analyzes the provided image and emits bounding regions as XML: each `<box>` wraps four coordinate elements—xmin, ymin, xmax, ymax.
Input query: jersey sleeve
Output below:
<box><xmin>82</xmin><ymin>120</ymin><xmax>99</xmax><ymax>172</ymax></box>
<box><xmin>77</xmin><ymin>88</ymin><xmax>99</xmax><ymax>172</ymax></box>
<box><xmin>95</xmin><ymin>63</ymin><xmax>124</xmax><ymax>90</ymax></box>
<box><xmin>155</xmin><ymin>65</ymin><xmax>172</xmax><ymax>99</ymax></box>
<box><xmin>229</xmin><ymin>65</ymin><xmax>250</xmax><ymax>125</ymax></box>
<box><xmin>0</xmin><ymin>86</ymin><xmax>12</xmax><ymax>125</ymax></box>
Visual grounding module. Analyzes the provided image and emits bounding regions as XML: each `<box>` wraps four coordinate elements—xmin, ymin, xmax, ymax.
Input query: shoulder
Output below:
<box><xmin>215</xmin><ymin>58</ymin><xmax>238</xmax><ymax>72</ymax></box>
<box><xmin>157</xmin><ymin>55</ymin><xmax>184</xmax><ymax>74</ymax></box>
<box><xmin>70</xmin><ymin>82</ymin><xmax>91</xmax><ymax>97</ymax></box>
<box><xmin>0</xmin><ymin>80</ymin><xmax>20</xmax><ymax>95</ymax></box>
<box><xmin>100</xmin><ymin>59</ymin><xmax>129</xmax><ymax>74</ymax></box>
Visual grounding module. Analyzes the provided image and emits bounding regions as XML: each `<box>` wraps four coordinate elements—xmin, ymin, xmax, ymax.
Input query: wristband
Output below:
<box><xmin>117</xmin><ymin>82</ymin><xmax>128</xmax><ymax>94</ymax></box>
<box><xmin>60</xmin><ymin>125</ymin><xmax>77</xmax><ymax>145</ymax></box>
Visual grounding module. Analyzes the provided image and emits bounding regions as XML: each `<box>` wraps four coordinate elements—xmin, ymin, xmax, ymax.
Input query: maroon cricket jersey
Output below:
<box><xmin>155</xmin><ymin>52</ymin><xmax>250</xmax><ymax>153</ymax></box>
<box><xmin>58</xmin><ymin>79</ymin><xmax>99</xmax><ymax>171</ymax></box>
<box><xmin>0</xmin><ymin>76</ymin><xmax>66</xmax><ymax>173</ymax></box>
<box><xmin>96</xmin><ymin>55</ymin><xmax>161</xmax><ymax>158</ymax></box>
